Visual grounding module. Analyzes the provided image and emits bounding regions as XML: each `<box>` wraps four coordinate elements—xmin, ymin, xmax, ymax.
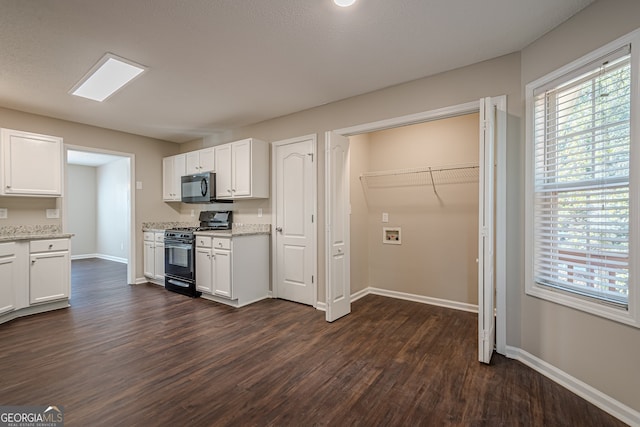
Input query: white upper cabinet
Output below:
<box><xmin>162</xmin><ymin>154</ymin><xmax>185</xmax><ymax>201</ymax></box>
<box><xmin>215</xmin><ymin>144</ymin><xmax>232</xmax><ymax>199</ymax></box>
<box><xmin>185</xmin><ymin>147</ymin><xmax>215</xmax><ymax>175</ymax></box>
<box><xmin>1</xmin><ymin>128</ymin><xmax>63</xmax><ymax>197</ymax></box>
<box><xmin>215</xmin><ymin>138</ymin><xmax>269</xmax><ymax>199</ymax></box>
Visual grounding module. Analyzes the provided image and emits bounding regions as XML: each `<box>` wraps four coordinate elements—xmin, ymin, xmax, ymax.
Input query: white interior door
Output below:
<box><xmin>325</xmin><ymin>131</ymin><xmax>350</xmax><ymax>322</ymax></box>
<box><xmin>478</xmin><ymin>97</ymin><xmax>496</xmax><ymax>364</ymax></box>
<box><xmin>274</xmin><ymin>136</ymin><xmax>316</xmax><ymax>306</ymax></box>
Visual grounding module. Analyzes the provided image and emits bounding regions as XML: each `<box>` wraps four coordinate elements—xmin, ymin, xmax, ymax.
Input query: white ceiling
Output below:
<box><xmin>0</xmin><ymin>0</ymin><xmax>594</xmax><ymax>143</ymax></box>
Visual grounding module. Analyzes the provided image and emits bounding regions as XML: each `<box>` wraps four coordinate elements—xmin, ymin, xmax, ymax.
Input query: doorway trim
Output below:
<box><xmin>271</xmin><ymin>134</ymin><xmax>318</xmax><ymax>307</ymax></box>
<box><xmin>62</xmin><ymin>144</ymin><xmax>136</xmax><ymax>286</ymax></box>
<box><xmin>331</xmin><ymin>97</ymin><xmax>507</xmax><ymax>355</ymax></box>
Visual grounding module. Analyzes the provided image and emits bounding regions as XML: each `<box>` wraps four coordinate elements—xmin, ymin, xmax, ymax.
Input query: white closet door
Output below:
<box><xmin>478</xmin><ymin>97</ymin><xmax>496</xmax><ymax>364</ymax></box>
<box><xmin>325</xmin><ymin>131</ymin><xmax>350</xmax><ymax>322</ymax></box>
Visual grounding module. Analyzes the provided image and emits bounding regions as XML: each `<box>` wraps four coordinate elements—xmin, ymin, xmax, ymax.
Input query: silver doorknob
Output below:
<box><xmin>275</xmin><ymin>227</ymin><xmax>283</xmax><ymax>232</ymax></box>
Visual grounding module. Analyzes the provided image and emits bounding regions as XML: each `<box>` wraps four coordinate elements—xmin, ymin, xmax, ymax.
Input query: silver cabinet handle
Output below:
<box><xmin>275</xmin><ymin>227</ymin><xmax>283</xmax><ymax>232</ymax></box>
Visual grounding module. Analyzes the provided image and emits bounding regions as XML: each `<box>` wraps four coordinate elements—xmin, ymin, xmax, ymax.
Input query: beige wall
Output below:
<box><xmin>0</xmin><ymin>107</ymin><xmax>181</xmax><ymax>280</ymax></box>
<box><xmin>198</xmin><ymin>52</ymin><xmax>522</xmax><ymax>328</ymax></box>
<box><xmin>349</xmin><ymin>133</ymin><xmax>371</xmax><ymax>294</ymax></box>
<box><xmin>519</xmin><ymin>0</ymin><xmax>640</xmax><ymax>412</ymax></box>
<box><xmin>352</xmin><ymin>114</ymin><xmax>479</xmax><ymax>304</ymax></box>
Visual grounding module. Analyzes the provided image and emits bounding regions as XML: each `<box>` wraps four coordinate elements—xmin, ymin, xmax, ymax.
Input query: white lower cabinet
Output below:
<box><xmin>29</xmin><ymin>239</ymin><xmax>70</xmax><ymax>304</ymax></box>
<box><xmin>0</xmin><ymin>242</ymin><xmax>17</xmax><ymax>315</ymax></box>
<box><xmin>195</xmin><ymin>237</ymin><xmax>213</xmax><ymax>294</ymax></box>
<box><xmin>0</xmin><ymin>238</ymin><xmax>70</xmax><ymax>325</ymax></box>
<box><xmin>143</xmin><ymin>232</ymin><xmax>165</xmax><ymax>284</ymax></box>
<box><xmin>195</xmin><ymin>233</ymin><xmax>269</xmax><ymax>307</ymax></box>
<box><xmin>213</xmin><ymin>246</ymin><xmax>231</xmax><ymax>298</ymax></box>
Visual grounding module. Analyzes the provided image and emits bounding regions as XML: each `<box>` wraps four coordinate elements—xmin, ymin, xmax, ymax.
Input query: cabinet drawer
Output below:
<box><xmin>30</xmin><ymin>239</ymin><xmax>69</xmax><ymax>253</ymax></box>
<box><xmin>213</xmin><ymin>238</ymin><xmax>231</xmax><ymax>250</ymax></box>
<box><xmin>196</xmin><ymin>236</ymin><xmax>212</xmax><ymax>248</ymax></box>
<box><xmin>154</xmin><ymin>232</ymin><xmax>165</xmax><ymax>243</ymax></box>
<box><xmin>0</xmin><ymin>242</ymin><xmax>15</xmax><ymax>257</ymax></box>
<box><xmin>144</xmin><ymin>232</ymin><xmax>155</xmax><ymax>242</ymax></box>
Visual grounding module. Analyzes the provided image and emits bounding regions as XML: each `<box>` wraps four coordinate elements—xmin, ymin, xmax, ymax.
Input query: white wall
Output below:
<box><xmin>96</xmin><ymin>158</ymin><xmax>130</xmax><ymax>261</ymax></box>
<box><xmin>67</xmin><ymin>165</ymin><xmax>97</xmax><ymax>256</ymax></box>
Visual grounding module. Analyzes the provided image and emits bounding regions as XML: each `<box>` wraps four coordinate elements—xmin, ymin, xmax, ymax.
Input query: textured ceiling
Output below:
<box><xmin>0</xmin><ymin>0</ymin><xmax>594</xmax><ymax>143</ymax></box>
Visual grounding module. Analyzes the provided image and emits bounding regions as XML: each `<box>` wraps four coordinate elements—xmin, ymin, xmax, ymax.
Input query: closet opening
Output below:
<box><xmin>326</xmin><ymin>97</ymin><xmax>507</xmax><ymax>360</ymax></box>
<box><xmin>351</xmin><ymin>113</ymin><xmax>481</xmax><ymax>312</ymax></box>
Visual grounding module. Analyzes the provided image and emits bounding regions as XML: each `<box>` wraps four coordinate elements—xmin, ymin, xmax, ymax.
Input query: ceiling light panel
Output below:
<box><xmin>70</xmin><ymin>53</ymin><xmax>146</xmax><ymax>102</ymax></box>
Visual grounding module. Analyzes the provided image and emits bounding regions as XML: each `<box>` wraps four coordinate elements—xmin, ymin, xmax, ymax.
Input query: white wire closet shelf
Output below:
<box><xmin>359</xmin><ymin>164</ymin><xmax>479</xmax><ymax>194</ymax></box>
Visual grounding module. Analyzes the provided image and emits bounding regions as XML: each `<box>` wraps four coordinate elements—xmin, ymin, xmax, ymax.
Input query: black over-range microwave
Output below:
<box><xmin>181</xmin><ymin>172</ymin><xmax>232</xmax><ymax>204</ymax></box>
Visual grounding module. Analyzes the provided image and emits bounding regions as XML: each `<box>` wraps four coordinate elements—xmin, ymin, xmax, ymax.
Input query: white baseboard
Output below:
<box><xmin>505</xmin><ymin>346</ymin><xmax>640</xmax><ymax>426</ymax></box>
<box><xmin>352</xmin><ymin>287</ymin><xmax>478</xmax><ymax>313</ymax></box>
<box><xmin>71</xmin><ymin>254</ymin><xmax>128</xmax><ymax>264</ymax></box>
<box><xmin>315</xmin><ymin>301</ymin><xmax>327</xmax><ymax>311</ymax></box>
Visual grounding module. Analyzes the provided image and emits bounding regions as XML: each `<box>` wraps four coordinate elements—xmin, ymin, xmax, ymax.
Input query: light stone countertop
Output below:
<box><xmin>142</xmin><ymin>221</ymin><xmax>198</xmax><ymax>232</ymax></box>
<box><xmin>0</xmin><ymin>225</ymin><xmax>74</xmax><ymax>242</ymax></box>
<box><xmin>195</xmin><ymin>223</ymin><xmax>271</xmax><ymax>237</ymax></box>
<box><xmin>142</xmin><ymin>222</ymin><xmax>270</xmax><ymax>236</ymax></box>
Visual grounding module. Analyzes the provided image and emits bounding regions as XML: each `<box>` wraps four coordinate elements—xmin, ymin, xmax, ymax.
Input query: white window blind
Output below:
<box><xmin>532</xmin><ymin>46</ymin><xmax>631</xmax><ymax>306</ymax></box>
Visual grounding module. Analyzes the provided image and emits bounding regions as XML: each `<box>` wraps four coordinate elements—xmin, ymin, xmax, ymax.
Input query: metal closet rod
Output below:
<box><xmin>359</xmin><ymin>164</ymin><xmax>479</xmax><ymax>178</ymax></box>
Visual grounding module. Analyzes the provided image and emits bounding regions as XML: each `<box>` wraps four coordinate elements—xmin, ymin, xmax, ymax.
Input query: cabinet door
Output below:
<box><xmin>162</xmin><ymin>155</ymin><xmax>186</xmax><ymax>201</ymax></box>
<box><xmin>185</xmin><ymin>151</ymin><xmax>201</xmax><ymax>175</ymax></box>
<box><xmin>195</xmin><ymin>247</ymin><xmax>213</xmax><ymax>293</ymax></box>
<box><xmin>199</xmin><ymin>147</ymin><xmax>215</xmax><ymax>172</ymax></box>
<box><xmin>30</xmin><ymin>251</ymin><xmax>70</xmax><ymax>304</ymax></box>
<box><xmin>144</xmin><ymin>241</ymin><xmax>155</xmax><ymax>278</ymax></box>
<box><xmin>154</xmin><ymin>242</ymin><xmax>165</xmax><ymax>281</ymax></box>
<box><xmin>231</xmin><ymin>140</ymin><xmax>252</xmax><ymax>197</ymax></box>
<box><xmin>1</xmin><ymin>129</ymin><xmax>62</xmax><ymax>196</ymax></box>
<box><xmin>162</xmin><ymin>157</ymin><xmax>176</xmax><ymax>200</ymax></box>
<box><xmin>215</xmin><ymin>144</ymin><xmax>232</xmax><ymax>198</ymax></box>
<box><xmin>172</xmin><ymin>154</ymin><xmax>186</xmax><ymax>200</ymax></box>
<box><xmin>213</xmin><ymin>249</ymin><xmax>232</xmax><ymax>298</ymax></box>
<box><xmin>0</xmin><ymin>252</ymin><xmax>16</xmax><ymax>315</ymax></box>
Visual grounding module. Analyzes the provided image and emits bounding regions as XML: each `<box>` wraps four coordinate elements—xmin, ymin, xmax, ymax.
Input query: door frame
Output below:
<box><xmin>330</xmin><ymin>97</ymin><xmax>507</xmax><ymax>355</ymax></box>
<box><xmin>271</xmin><ymin>134</ymin><xmax>318</xmax><ymax>307</ymax></box>
<box><xmin>62</xmin><ymin>144</ymin><xmax>136</xmax><ymax>286</ymax></box>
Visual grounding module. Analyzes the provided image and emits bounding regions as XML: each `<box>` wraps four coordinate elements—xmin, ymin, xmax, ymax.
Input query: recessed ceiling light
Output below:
<box><xmin>70</xmin><ymin>53</ymin><xmax>146</xmax><ymax>102</ymax></box>
<box><xmin>334</xmin><ymin>0</ymin><xmax>356</xmax><ymax>7</ymax></box>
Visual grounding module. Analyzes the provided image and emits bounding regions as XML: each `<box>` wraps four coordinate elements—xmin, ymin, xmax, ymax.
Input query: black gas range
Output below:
<box><xmin>164</xmin><ymin>211</ymin><xmax>232</xmax><ymax>297</ymax></box>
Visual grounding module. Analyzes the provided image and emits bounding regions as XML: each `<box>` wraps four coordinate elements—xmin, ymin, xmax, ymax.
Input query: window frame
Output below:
<box><xmin>525</xmin><ymin>29</ymin><xmax>640</xmax><ymax>328</ymax></box>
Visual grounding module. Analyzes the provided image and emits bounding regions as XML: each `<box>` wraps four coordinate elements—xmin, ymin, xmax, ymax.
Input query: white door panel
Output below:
<box><xmin>478</xmin><ymin>97</ymin><xmax>496</xmax><ymax>364</ymax></box>
<box><xmin>325</xmin><ymin>131</ymin><xmax>350</xmax><ymax>322</ymax></box>
<box><xmin>274</xmin><ymin>137</ymin><xmax>316</xmax><ymax>306</ymax></box>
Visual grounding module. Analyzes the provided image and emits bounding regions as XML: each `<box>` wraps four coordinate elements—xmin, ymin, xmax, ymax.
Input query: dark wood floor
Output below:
<box><xmin>0</xmin><ymin>258</ymin><xmax>626</xmax><ymax>426</ymax></box>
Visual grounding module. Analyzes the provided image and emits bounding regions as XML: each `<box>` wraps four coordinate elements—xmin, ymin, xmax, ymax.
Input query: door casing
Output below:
<box><xmin>330</xmin><ymin>97</ymin><xmax>507</xmax><ymax>355</ymax></box>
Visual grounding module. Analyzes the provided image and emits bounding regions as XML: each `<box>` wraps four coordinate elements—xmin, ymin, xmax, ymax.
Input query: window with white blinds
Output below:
<box><xmin>532</xmin><ymin>46</ymin><xmax>631</xmax><ymax>307</ymax></box>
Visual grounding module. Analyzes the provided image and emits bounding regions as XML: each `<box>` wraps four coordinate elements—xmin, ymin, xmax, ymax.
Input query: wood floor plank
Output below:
<box><xmin>0</xmin><ymin>258</ymin><xmax>627</xmax><ymax>426</ymax></box>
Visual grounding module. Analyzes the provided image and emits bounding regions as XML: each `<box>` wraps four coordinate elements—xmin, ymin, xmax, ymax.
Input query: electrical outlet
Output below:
<box><xmin>382</xmin><ymin>212</ymin><xmax>389</xmax><ymax>223</ymax></box>
<box><xmin>258</xmin><ymin>208</ymin><xmax>263</xmax><ymax>218</ymax></box>
<box><xmin>136</xmin><ymin>181</ymin><xmax>143</xmax><ymax>190</ymax></box>
<box><xmin>190</xmin><ymin>209</ymin><xmax>195</xmax><ymax>217</ymax></box>
<box><xmin>0</xmin><ymin>208</ymin><xmax>7</xmax><ymax>219</ymax></box>
<box><xmin>46</xmin><ymin>209</ymin><xmax>60</xmax><ymax>219</ymax></box>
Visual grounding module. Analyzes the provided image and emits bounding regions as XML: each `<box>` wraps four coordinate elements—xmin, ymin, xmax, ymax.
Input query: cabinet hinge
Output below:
<box><xmin>311</xmin><ymin>214</ymin><xmax>314</xmax><ymax>223</ymax></box>
<box><xmin>312</xmin><ymin>275</ymin><xmax>314</xmax><ymax>284</ymax></box>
